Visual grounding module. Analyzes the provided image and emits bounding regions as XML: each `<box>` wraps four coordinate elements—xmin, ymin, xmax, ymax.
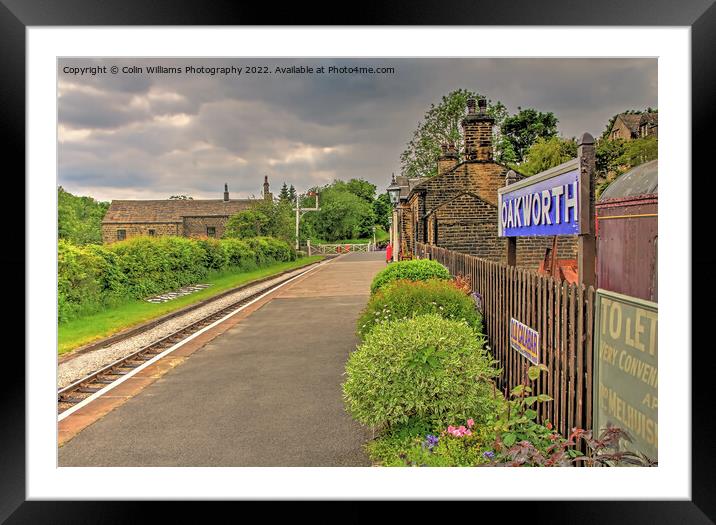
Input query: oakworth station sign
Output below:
<box><xmin>498</xmin><ymin>158</ymin><xmax>582</xmax><ymax>237</ymax></box>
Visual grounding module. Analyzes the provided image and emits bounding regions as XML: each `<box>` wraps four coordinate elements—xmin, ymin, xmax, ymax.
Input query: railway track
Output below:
<box><xmin>57</xmin><ymin>259</ymin><xmax>325</xmax><ymax>416</ymax></box>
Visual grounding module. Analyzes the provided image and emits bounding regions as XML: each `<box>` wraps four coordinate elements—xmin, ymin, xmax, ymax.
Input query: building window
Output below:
<box><xmin>206</xmin><ymin>226</ymin><xmax>216</xmax><ymax>238</ymax></box>
<box><xmin>148</xmin><ymin>229</ymin><xmax>156</xmax><ymax>237</ymax></box>
<box><xmin>117</xmin><ymin>229</ymin><xmax>126</xmax><ymax>241</ymax></box>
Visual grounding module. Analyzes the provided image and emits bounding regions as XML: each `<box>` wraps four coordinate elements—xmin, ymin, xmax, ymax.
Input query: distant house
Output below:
<box><xmin>101</xmin><ymin>177</ymin><xmax>273</xmax><ymax>243</ymax></box>
<box><xmin>608</xmin><ymin>112</ymin><xmax>658</xmax><ymax>140</ymax></box>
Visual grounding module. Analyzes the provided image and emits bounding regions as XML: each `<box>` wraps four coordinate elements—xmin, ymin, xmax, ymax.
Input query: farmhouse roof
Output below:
<box><xmin>102</xmin><ymin>198</ymin><xmax>254</xmax><ymax>224</ymax></box>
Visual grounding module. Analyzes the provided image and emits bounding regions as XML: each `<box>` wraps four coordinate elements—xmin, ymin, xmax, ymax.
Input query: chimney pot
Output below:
<box><xmin>223</xmin><ymin>183</ymin><xmax>230</xmax><ymax>202</ymax></box>
<box><xmin>478</xmin><ymin>98</ymin><xmax>487</xmax><ymax>114</ymax></box>
<box><xmin>467</xmin><ymin>98</ymin><xmax>477</xmax><ymax>114</ymax></box>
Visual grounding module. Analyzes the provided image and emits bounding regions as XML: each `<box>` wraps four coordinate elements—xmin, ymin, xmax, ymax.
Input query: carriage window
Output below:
<box><xmin>206</xmin><ymin>227</ymin><xmax>216</xmax><ymax>238</ymax></box>
<box><xmin>148</xmin><ymin>229</ymin><xmax>156</xmax><ymax>237</ymax></box>
<box><xmin>117</xmin><ymin>229</ymin><xmax>126</xmax><ymax>241</ymax></box>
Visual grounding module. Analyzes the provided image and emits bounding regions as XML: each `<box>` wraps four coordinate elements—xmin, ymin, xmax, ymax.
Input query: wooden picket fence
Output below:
<box><xmin>415</xmin><ymin>242</ymin><xmax>596</xmax><ymax>438</ymax></box>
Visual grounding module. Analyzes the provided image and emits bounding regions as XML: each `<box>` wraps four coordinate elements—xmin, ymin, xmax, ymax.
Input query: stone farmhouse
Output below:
<box><xmin>101</xmin><ymin>177</ymin><xmax>273</xmax><ymax>243</ymax></box>
<box><xmin>608</xmin><ymin>111</ymin><xmax>658</xmax><ymax>141</ymax></box>
<box><xmin>392</xmin><ymin>98</ymin><xmax>577</xmax><ymax>269</ymax></box>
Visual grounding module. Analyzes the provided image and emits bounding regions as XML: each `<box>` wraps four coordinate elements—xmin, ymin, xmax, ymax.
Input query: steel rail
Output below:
<box><xmin>57</xmin><ymin>260</ymin><xmax>323</xmax><ymax>414</ymax></box>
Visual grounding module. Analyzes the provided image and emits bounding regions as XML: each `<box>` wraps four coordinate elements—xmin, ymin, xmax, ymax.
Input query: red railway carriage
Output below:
<box><xmin>596</xmin><ymin>160</ymin><xmax>658</xmax><ymax>302</ymax></box>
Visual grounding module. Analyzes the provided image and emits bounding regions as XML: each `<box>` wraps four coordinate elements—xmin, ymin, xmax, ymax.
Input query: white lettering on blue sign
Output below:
<box><xmin>499</xmin><ymin>168</ymin><xmax>580</xmax><ymax>237</ymax></box>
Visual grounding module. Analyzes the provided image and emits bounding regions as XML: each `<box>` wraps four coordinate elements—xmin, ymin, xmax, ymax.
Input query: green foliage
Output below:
<box><xmin>224</xmin><ymin>209</ymin><xmax>271</xmax><ymax>238</ymax></box>
<box><xmin>57</xmin><ymin>235</ymin><xmax>295</xmax><ymax>322</ymax></box>
<box><xmin>358</xmin><ymin>279</ymin><xmax>482</xmax><ymax>338</ymax></box>
<box><xmin>372</xmin><ymin>193</ymin><xmax>392</xmax><ymax>230</ymax></box>
<box><xmin>400</xmin><ymin>89</ymin><xmax>509</xmax><ymax>178</ymax></box>
<box><xmin>490</xmin><ymin>364</ymin><xmax>556</xmax><ymax>454</ymax></box>
<box><xmin>57</xmin><ymin>187</ymin><xmax>109</xmax><ymax>245</ymax></box>
<box><xmin>301</xmin><ymin>181</ymin><xmax>377</xmax><ymax>242</ymax></box>
<box><xmin>342</xmin><ymin>314</ymin><xmax>501</xmax><ymax>430</ymax></box>
<box><xmin>518</xmin><ymin>136</ymin><xmax>578</xmax><ymax>176</ymax></box>
<box><xmin>617</xmin><ymin>135</ymin><xmax>657</xmax><ymax>168</ymax></box>
<box><xmin>501</xmin><ymin>107</ymin><xmax>559</xmax><ymax>164</ymax></box>
<box><xmin>278</xmin><ymin>182</ymin><xmax>291</xmax><ymax>202</ymax></box>
<box><xmin>370</xmin><ymin>259</ymin><xmax>450</xmax><ymax>294</ymax></box>
<box><xmin>596</xmin><ymin>136</ymin><xmax>658</xmax><ymax>197</ymax></box>
<box><xmin>224</xmin><ymin>199</ymin><xmax>294</xmax><ymax>244</ymax></box>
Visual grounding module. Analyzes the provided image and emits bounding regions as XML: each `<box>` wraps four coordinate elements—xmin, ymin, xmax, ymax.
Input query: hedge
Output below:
<box><xmin>370</xmin><ymin>258</ymin><xmax>450</xmax><ymax>294</ymax></box>
<box><xmin>58</xmin><ymin>236</ymin><xmax>296</xmax><ymax>322</ymax></box>
<box><xmin>357</xmin><ymin>279</ymin><xmax>482</xmax><ymax>339</ymax></box>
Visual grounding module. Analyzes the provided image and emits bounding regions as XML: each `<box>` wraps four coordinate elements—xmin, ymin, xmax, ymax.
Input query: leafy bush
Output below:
<box><xmin>357</xmin><ymin>279</ymin><xmax>482</xmax><ymax>338</ymax></box>
<box><xmin>58</xmin><ymin>235</ymin><xmax>296</xmax><ymax>322</ymax></box>
<box><xmin>343</xmin><ymin>314</ymin><xmax>501</xmax><ymax>430</ymax></box>
<box><xmin>370</xmin><ymin>259</ymin><xmax>450</xmax><ymax>294</ymax></box>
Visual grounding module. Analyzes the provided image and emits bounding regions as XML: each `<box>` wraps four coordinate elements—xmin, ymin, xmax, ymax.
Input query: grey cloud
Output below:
<box><xmin>58</xmin><ymin>57</ymin><xmax>657</xmax><ymax>201</ymax></box>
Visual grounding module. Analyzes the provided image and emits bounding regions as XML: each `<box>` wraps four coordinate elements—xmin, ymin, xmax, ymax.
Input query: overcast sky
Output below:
<box><xmin>58</xmin><ymin>58</ymin><xmax>657</xmax><ymax>202</ymax></box>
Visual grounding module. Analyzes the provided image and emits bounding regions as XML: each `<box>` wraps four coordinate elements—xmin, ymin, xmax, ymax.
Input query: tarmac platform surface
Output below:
<box><xmin>58</xmin><ymin>251</ymin><xmax>386</xmax><ymax>467</ymax></box>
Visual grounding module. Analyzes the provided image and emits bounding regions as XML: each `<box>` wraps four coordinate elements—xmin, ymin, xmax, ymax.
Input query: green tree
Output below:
<box><xmin>501</xmin><ymin>107</ymin><xmax>559</xmax><ymax>164</ymax></box>
<box><xmin>224</xmin><ymin>209</ymin><xmax>271</xmax><ymax>238</ymax></box>
<box><xmin>595</xmin><ymin>138</ymin><xmax>627</xmax><ymax>177</ymax></box>
<box><xmin>519</xmin><ymin>136</ymin><xmax>577</xmax><ymax>176</ymax></box>
<box><xmin>57</xmin><ymin>187</ymin><xmax>110</xmax><ymax>245</ymax></box>
<box><xmin>345</xmin><ymin>178</ymin><xmax>377</xmax><ymax>203</ymax></box>
<box><xmin>400</xmin><ymin>89</ymin><xmax>508</xmax><ymax>178</ymax></box>
<box><xmin>373</xmin><ymin>193</ymin><xmax>391</xmax><ymax>230</ymax></box>
<box><xmin>278</xmin><ymin>182</ymin><xmax>291</xmax><ymax>201</ymax></box>
<box><xmin>301</xmin><ymin>182</ymin><xmax>376</xmax><ymax>241</ymax></box>
<box><xmin>224</xmin><ymin>198</ymin><xmax>294</xmax><ymax>243</ymax></box>
<box><xmin>288</xmin><ymin>184</ymin><xmax>297</xmax><ymax>202</ymax></box>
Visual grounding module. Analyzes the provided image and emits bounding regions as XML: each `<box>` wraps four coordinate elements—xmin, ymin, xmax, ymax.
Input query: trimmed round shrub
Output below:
<box><xmin>343</xmin><ymin>314</ymin><xmax>501</xmax><ymax>430</ymax></box>
<box><xmin>357</xmin><ymin>279</ymin><xmax>482</xmax><ymax>338</ymax></box>
<box><xmin>370</xmin><ymin>259</ymin><xmax>450</xmax><ymax>294</ymax></box>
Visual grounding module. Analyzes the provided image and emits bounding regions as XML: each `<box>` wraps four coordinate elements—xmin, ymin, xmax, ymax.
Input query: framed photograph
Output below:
<box><xmin>6</xmin><ymin>0</ymin><xmax>714</xmax><ymax>521</ymax></box>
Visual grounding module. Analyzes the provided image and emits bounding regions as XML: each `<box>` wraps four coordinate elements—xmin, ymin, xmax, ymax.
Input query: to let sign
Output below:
<box><xmin>510</xmin><ymin>318</ymin><xmax>539</xmax><ymax>365</ymax></box>
<box><xmin>498</xmin><ymin>159</ymin><xmax>581</xmax><ymax>237</ymax></box>
<box><xmin>593</xmin><ymin>290</ymin><xmax>658</xmax><ymax>462</ymax></box>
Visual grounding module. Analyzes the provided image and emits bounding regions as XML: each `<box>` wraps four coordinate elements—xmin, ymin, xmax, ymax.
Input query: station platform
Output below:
<box><xmin>58</xmin><ymin>251</ymin><xmax>386</xmax><ymax>467</ymax></box>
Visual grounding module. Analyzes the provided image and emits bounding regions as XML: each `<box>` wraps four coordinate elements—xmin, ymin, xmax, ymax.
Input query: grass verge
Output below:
<box><xmin>58</xmin><ymin>256</ymin><xmax>323</xmax><ymax>355</ymax></box>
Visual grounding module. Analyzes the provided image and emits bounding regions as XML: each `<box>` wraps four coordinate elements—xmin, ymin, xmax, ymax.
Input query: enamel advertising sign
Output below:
<box><xmin>498</xmin><ymin>160</ymin><xmax>581</xmax><ymax>237</ymax></box>
<box><xmin>509</xmin><ymin>318</ymin><xmax>540</xmax><ymax>365</ymax></box>
<box><xmin>593</xmin><ymin>289</ymin><xmax>658</xmax><ymax>462</ymax></box>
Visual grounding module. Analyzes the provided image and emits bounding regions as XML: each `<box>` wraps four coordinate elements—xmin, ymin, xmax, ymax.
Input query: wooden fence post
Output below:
<box><xmin>578</xmin><ymin>132</ymin><xmax>596</xmax><ymax>288</ymax></box>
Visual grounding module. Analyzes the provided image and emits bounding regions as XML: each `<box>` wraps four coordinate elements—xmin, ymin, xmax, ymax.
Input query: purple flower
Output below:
<box><xmin>423</xmin><ymin>434</ymin><xmax>439</xmax><ymax>451</ymax></box>
<box><xmin>483</xmin><ymin>451</ymin><xmax>495</xmax><ymax>460</ymax></box>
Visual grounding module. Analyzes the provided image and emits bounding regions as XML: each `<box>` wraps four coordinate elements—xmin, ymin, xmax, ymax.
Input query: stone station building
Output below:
<box><xmin>101</xmin><ymin>177</ymin><xmax>273</xmax><ymax>243</ymax></box>
<box><xmin>391</xmin><ymin>98</ymin><xmax>577</xmax><ymax>270</ymax></box>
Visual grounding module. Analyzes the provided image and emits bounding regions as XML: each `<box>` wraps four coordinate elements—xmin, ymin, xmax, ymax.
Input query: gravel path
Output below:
<box><xmin>57</xmin><ymin>263</ymin><xmax>321</xmax><ymax>389</ymax></box>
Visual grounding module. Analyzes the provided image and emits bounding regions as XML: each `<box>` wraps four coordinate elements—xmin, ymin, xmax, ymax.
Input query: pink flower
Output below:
<box><xmin>465</xmin><ymin>430</ymin><xmax>472</xmax><ymax>436</ymax></box>
<box><xmin>447</xmin><ymin>425</ymin><xmax>455</xmax><ymax>433</ymax></box>
<box><xmin>467</xmin><ymin>419</ymin><xmax>475</xmax><ymax>429</ymax></box>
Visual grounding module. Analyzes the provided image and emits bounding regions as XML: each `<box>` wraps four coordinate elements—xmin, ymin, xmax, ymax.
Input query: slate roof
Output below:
<box><xmin>102</xmin><ymin>199</ymin><xmax>254</xmax><ymax>223</ymax></box>
<box><xmin>617</xmin><ymin>113</ymin><xmax>643</xmax><ymax>134</ymax></box>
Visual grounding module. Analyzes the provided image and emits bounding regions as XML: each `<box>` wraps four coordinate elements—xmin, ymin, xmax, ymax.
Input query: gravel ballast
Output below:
<box><xmin>57</xmin><ymin>263</ymin><xmax>321</xmax><ymax>389</ymax></box>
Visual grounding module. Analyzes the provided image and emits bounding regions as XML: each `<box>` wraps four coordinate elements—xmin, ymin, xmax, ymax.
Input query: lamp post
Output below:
<box><xmin>386</xmin><ymin>173</ymin><xmax>401</xmax><ymax>262</ymax></box>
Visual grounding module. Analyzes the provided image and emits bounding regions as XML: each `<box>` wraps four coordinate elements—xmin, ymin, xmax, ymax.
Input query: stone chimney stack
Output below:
<box><xmin>437</xmin><ymin>141</ymin><xmax>459</xmax><ymax>176</ymax></box>
<box><xmin>224</xmin><ymin>183</ymin><xmax>229</xmax><ymax>202</ymax></box>
<box><xmin>462</xmin><ymin>98</ymin><xmax>495</xmax><ymax>162</ymax></box>
<box><xmin>263</xmin><ymin>175</ymin><xmax>272</xmax><ymax>201</ymax></box>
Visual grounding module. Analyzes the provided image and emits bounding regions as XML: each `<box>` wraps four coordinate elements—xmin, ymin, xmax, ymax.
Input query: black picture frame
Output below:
<box><xmin>4</xmin><ymin>0</ymin><xmax>714</xmax><ymax>522</ymax></box>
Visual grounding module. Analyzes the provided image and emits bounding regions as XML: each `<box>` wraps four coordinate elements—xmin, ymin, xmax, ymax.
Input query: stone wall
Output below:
<box><xmin>101</xmin><ymin>223</ymin><xmax>180</xmax><ymax>243</ymax></box>
<box><xmin>182</xmin><ymin>216</ymin><xmax>230</xmax><ymax>238</ymax></box>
